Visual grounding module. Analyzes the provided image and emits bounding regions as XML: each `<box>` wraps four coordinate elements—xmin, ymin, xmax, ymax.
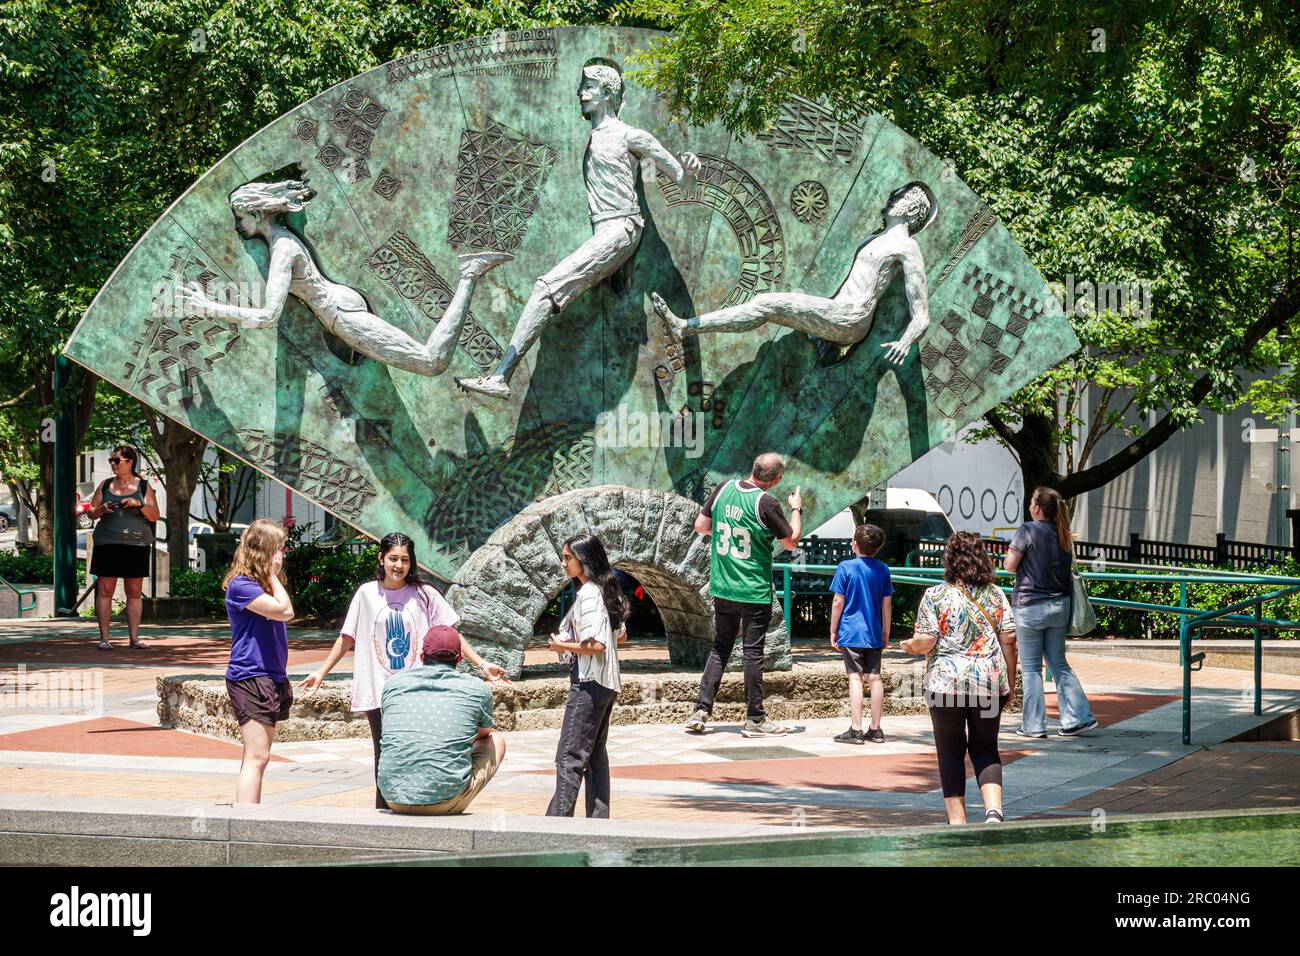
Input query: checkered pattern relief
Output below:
<box><xmin>917</xmin><ymin>267</ymin><xmax>1046</xmax><ymax>420</ymax></box>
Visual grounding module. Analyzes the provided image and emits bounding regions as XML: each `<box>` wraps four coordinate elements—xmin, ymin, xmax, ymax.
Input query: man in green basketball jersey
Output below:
<box><xmin>685</xmin><ymin>452</ymin><xmax>803</xmax><ymax>736</ymax></box>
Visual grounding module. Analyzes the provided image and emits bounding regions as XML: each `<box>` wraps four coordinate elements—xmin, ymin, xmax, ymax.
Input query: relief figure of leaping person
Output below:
<box><xmin>175</xmin><ymin>178</ymin><xmax>486</xmax><ymax>377</ymax></box>
<box><xmin>453</xmin><ymin>58</ymin><xmax>701</xmax><ymax>400</ymax></box>
<box><xmin>652</xmin><ymin>181</ymin><xmax>937</xmax><ymax>364</ymax></box>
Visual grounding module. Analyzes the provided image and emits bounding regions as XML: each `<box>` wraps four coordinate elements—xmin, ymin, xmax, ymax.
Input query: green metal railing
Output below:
<box><xmin>772</xmin><ymin>558</ymin><xmax>1300</xmax><ymax>746</ymax></box>
<box><xmin>0</xmin><ymin>573</ymin><xmax>37</xmax><ymax>618</ymax></box>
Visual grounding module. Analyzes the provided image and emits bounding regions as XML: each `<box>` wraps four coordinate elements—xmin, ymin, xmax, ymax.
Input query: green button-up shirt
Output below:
<box><xmin>377</xmin><ymin>664</ymin><xmax>494</xmax><ymax>806</ymax></box>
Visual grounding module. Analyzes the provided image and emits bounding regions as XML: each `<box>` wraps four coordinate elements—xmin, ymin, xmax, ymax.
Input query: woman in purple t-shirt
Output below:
<box><xmin>222</xmin><ymin>518</ymin><xmax>294</xmax><ymax>804</ymax></box>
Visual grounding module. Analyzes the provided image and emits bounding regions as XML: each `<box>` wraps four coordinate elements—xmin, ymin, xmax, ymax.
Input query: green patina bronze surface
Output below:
<box><xmin>65</xmin><ymin>25</ymin><xmax>1078</xmax><ymax>584</ymax></box>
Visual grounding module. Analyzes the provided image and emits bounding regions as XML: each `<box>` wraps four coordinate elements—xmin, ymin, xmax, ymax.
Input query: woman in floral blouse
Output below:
<box><xmin>901</xmin><ymin>532</ymin><xmax>1019</xmax><ymax>824</ymax></box>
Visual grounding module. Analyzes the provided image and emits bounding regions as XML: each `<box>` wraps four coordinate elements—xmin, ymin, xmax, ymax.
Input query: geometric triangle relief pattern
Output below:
<box><xmin>448</xmin><ymin>111</ymin><xmax>558</xmax><ymax>253</ymax></box>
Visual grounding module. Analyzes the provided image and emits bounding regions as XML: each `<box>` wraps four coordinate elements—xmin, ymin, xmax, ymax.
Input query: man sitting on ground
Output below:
<box><xmin>378</xmin><ymin>625</ymin><xmax>506</xmax><ymax>814</ymax></box>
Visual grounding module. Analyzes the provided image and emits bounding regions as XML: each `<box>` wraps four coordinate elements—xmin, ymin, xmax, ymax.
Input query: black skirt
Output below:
<box><xmin>89</xmin><ymin>543</ymin><xmax>151</xmax><ymax>579</ymax></box>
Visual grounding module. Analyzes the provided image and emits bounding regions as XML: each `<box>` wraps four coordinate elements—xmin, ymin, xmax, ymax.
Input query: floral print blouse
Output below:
<box><xmin>914</xmin><ymin>582</ymin><xmax>1016</xmax><ymax>698</ymax></box>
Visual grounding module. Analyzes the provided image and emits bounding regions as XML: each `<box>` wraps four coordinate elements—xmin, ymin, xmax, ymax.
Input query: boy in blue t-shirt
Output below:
<box><xmin>829</xmin><ymin>524</ymin><xmax>893</xmax><ymax>743</ymax></box>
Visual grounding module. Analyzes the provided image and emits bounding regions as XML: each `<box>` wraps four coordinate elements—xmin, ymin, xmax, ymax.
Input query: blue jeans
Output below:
<box><xmin>1015</xmin><ymin>595</ymin><xmax>1095</xmax><ymax>734</ymax></box>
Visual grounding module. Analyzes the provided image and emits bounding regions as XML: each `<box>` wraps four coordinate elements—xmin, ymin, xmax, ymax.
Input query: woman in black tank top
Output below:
<box><xmin>88</xmin><ymin>447</ymin><xmax>160</xmax><ymax>651</ymax></box>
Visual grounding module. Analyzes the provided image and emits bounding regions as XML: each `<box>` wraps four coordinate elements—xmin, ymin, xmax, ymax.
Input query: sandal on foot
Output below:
<box><xmin>97</xmin><ymin>640</ymin><xmax>112</xmax><ymax>651</ymax></box>
<box><xmin>128</xmin><ymin>641</ymin><xmax>148</xmax><ymax>650</ymax></box>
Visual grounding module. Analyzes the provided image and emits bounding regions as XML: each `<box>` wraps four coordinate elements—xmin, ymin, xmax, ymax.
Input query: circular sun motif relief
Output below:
<box><xmin>396</xmin><ymin>267</ymin><xmax>429</xmax><ymax>299</ymax></box>
<box><xmin>656</xmin><ymin>154</ymin><xmax>786</xmax><ymax>308</ymax></box>
<box><xmin>790</xmin><ymin>180</ymin><xmax>830</xmax><ymax>224</ymax></box>
<box><xmin>370</xmin><ymin>246</ymin><xmax>401</xmax><ymax>280</ymax></box>
<box><xmin>419</xmin><ymin>287</ymin><xmax>450</xmax><ymax>320</ymax></box>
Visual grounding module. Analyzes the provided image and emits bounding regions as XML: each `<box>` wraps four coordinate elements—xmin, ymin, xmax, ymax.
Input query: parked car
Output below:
<box><xmin>75</xmin><ymin>492</ymin><xmax>93</xmax><ymax>530</ymax></box>
<box><xmin>0</xmin><ymin>505</ymin><xmax>14</xmax><ymax>532</ymax></box>
<box><xmin>189</xmin><ymin>522</ymin><xmax>249</xmax><ymax>571</ymax></box>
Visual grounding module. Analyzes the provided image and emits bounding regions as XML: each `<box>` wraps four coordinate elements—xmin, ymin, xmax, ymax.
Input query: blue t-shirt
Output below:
<box><xmin>225</xmin><ymin>575</ymin><xmax>288</xmax><ymax>682</ymax></box>
<box><xmin>1009</xmin><ymin>520</ymin><xmax>1073</xmax><ymax>607</ymax></box>
<box><xmin>829</xmin><ymin>556</ymin><xmax>893</xmax><ymax>648</ymax></box>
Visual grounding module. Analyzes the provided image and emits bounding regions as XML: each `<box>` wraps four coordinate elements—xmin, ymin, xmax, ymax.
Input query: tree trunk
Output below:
<box><xmin>987</xmin><ymin>280</ymin><xmax>1300</xmax><ymax>520</ymax></box>
<box><xmin>144</xmin><ymin>407</ymin><xmax>207</xmax><ymax>561</ymax></box>
<box><xmin>7</xmin><ymin>481</ymin><xmax>31</xmax><ymax>544</ymax></box>
<box><xmin>214</xmin><ymin>450</ymin><xmax>231</xmax><ymax>532</ymax></box>
<box><xmin>33</xmin><ymin>357</ymin><xmax>98</xmax><ymax>554</ymax></box>
<box><xmin>1015</xmin><ymin>410</ymin><xmax>1059</xmax><ymax>518</ymax></box>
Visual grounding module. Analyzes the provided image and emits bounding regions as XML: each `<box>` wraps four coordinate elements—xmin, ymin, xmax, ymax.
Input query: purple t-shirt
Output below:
<box><xmin>225</xmin><ymin>576</ymin><xmax>288</xmax><ymax>682</ymax></box>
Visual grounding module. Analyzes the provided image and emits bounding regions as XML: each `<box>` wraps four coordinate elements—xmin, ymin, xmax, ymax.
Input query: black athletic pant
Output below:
<box><xmin>696</xmin><ymin>597</ymin><xmax>771</xmax><ymax>720</ymax></box>
<box><xmin>926</xmin><ymin>693</ymin><xmax>1007</xmax><ymax>798</ymax></box>
<box><xmin>366</xmin><ymin>708</ymin><xmax>388</xmax><ymax>810</ymax></box>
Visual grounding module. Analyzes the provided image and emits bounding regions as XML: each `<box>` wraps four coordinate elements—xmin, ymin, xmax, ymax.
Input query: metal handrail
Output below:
<box><xmin>0</xmin><ymin>573</ymin><xmax>37</xmax><ymax>618</ymax></box>
<box><xmin>772</xmin><ymin>559</ymin><xmax>1300</xmax><ymax>745</ymax></box>
<box><xmin>1178</xmin><ymin>583</ymin><xmax>1300</xmax><ymax>744</ymax></box>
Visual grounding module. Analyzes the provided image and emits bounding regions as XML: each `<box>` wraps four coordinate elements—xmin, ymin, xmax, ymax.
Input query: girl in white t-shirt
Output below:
<box><xmin>545</xmin><ymin>532</ymin><xmax>628</xmax><ymax>818</ymax></box>
<box><xmin>299</xmin><ymin>532</ymin><xmax>507</xmax><ymax>808</ymax></box>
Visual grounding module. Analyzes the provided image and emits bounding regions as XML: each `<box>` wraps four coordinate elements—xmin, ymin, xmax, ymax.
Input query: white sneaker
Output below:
<box><xmin>684</xmin><ymin>709</ymin><xmax>707</xmax><ymax>734</ymax></box>
<box><xmin>740</xmin><ymin>718</ymin><xmax>788</xmax><ymax>738</ymax></box>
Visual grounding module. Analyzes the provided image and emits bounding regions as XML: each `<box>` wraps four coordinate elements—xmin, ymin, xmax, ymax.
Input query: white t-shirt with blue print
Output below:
<box><xmin>340</xmin><ymin>581</ymin><xmax>460</xmax><ymax>712</ymax></box>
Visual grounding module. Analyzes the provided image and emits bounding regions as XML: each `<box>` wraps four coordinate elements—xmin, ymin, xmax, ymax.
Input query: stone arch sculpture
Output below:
<box><xmin>447</xmin><ymin>485</ymin><xmax>788</xmax><ymax>677</ymax></box>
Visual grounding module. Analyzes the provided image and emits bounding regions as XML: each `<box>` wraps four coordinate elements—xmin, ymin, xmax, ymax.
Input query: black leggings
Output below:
<box><xmin>366</xmin><ymin>709</ymin><xmax>388</xmax><ymax>810</ymax></box>
<box><xmin>926</xmin><ymin>694</ymin><xmax>1006</xmax><ymax>798</ymax></box>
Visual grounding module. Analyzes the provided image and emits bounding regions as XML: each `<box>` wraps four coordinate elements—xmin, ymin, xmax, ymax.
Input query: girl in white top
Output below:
<box><xmin>545</xmin><ymin>532</ymin><xmax>628</xmax><ymax>818</ymax></box>
<box><xmin>299</xmin><ymin>532</ymin><xmax>507</xmax><ymax>809</ymax></box>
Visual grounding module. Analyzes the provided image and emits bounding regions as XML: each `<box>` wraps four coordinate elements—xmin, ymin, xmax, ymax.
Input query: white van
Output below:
<box><xmin>805</xmin><ymin>488</ymin><xmax>955</xmax><ymax>565</ymax></box>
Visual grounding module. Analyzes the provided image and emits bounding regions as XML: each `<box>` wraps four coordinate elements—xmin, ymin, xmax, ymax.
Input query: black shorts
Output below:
<box><xmin>226</xmin><ymin>676</ymin><xmax>293</xmax><ymax>726</ymax></box>
<box><xmin>841</xmin><ymin>646</ymin><xmax>883</xmax><ymax>675</ymax></box>
<box><xmin>89</xmin><ymin>543</ymin><xmax>151</xmax><ymax>579</ymax></box>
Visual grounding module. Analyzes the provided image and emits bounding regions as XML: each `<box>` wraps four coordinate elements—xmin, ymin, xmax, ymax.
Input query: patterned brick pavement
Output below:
<box><xmin>0</xmin><ymin>716</ymin><xmax>288</xmax><ymax>761</ymax></box>
<box><xmin>0</xmin><ymin>617</ymin><xmax>1297</xmax><ymax>833</ymax></box>
<box><xmin>1064</xmin><ymin>743</ymin><xmax>1300</xmax><ymax>815</ymax></box>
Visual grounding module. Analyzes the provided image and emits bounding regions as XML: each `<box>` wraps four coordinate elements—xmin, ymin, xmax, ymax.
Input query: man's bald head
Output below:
<box><xmin>751</xmin><ymin>453</ymin><xmax>786</xmax><ymax>486</ymax></box>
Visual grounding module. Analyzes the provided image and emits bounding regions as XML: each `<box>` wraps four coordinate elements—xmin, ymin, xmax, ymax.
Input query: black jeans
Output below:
<box><xmin>546</xmin><ymin>680</ymin><xmax>617</xmax><ymax>818</ymax></box>
<box><xmin>366</xmin><ymin>709</ymin><xmax>388</xmax><ymax>810</ymax></box>
<box><xmin>696</xmin><ymin>597</ymin><xmax>771</xmax><ymax>720</ymax></box>
<box><xmin>926</xmin><ymin>692</ymin><xmax>1007</xmax><ymax>798</ymax></box>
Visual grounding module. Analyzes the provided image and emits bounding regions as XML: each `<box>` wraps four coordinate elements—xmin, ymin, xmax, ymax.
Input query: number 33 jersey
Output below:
<box><xmin>705</xmin><ymin>479</ymin><xmax>790</xmax><ymax>604</ymax></box>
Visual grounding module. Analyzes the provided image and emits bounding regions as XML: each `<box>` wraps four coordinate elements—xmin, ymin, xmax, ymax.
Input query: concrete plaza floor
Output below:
<box><xmin>0</xmin><ymin>618</ymin><xmax>1298</xmax><ymax>861</ymax></box>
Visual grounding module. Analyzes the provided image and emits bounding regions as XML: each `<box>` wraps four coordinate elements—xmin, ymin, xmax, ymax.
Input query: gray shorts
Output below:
<box><xmin>538</xmin><ymin>216</ymin><xmax>642</xmax><ymax>310</ymax></box>
<box><xmin>841</xmin><ymin>646</ymin><xmax>883</xmax><ymax>675</ymax></box>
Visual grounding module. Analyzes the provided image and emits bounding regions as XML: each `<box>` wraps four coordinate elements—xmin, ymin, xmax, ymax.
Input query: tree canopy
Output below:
<box><xmin>3</xmin><ymin>0</ymin><xmax>1296</xmax><ymax>545</ymax></box>
<box><xmin>0</xmin><ymin>0</ymin><xmax>619</xmax><ymax>550</ymax></box>
<box><xmin>623</xmin><ymin>0</ymin><xmax>1300</xmax><ymax>501</ymax></box>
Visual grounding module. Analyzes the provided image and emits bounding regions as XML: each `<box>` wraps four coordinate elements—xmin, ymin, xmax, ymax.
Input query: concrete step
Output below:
<box><xmin>0</xmin><ymin>584</ymin><xmax>54</xmax><ymax>619</ymax></box>
<box><xmin>0</xmin><ymin>794</ymin><xmax>798</xmax><ymax>865</ymax></box>
<box><xmin>1068</xmin><ymin>640</ymin><xmax>1300</xmax><ymax>675</ymax></box>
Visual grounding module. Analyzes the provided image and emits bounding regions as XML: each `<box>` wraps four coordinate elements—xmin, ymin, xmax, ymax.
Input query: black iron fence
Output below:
<box><xmin>784</xmin><ymin>529</ymin><xmax>1296</xmax><ymax>575</ymax></box>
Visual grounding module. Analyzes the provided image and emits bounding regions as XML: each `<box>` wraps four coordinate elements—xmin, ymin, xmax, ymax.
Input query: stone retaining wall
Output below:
<box><xmin>158</xmin><ymin>664</ymin><xmax>1022</xmax><ymax>741</ymax></box>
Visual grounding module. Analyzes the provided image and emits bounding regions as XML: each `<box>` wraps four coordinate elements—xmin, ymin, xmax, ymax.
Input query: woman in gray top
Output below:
<box><xmin>1004</xmin><ymin>487</ymin><xmax>1098</xmax><ymax>738</ymax></box>
<box><xmin>88</xmin><ymin>447</ymin><xmax>160</xmax><ymax>650</ymax></box>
